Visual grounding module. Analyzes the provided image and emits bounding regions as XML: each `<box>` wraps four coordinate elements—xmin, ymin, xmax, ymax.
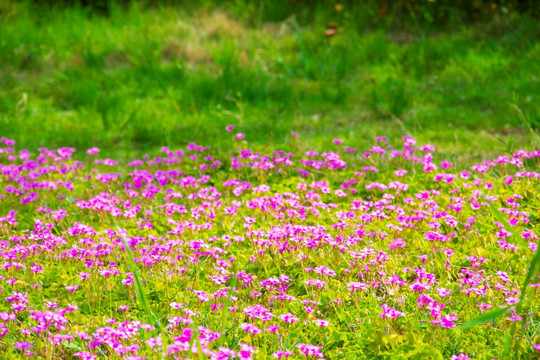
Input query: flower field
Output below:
<box><xmin>0</xmin><ymin>132</ymin><xmax>538</xmax><ymax>359</ymax></box>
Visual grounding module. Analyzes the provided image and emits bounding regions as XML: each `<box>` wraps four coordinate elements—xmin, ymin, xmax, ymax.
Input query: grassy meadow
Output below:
<box><xmin>0</xmin><ymin>2</ymin><xmax>539</xmax><ymax>360</ymax></box>
<box><xmin>1</xmin><ymin>1</ymin><xmax>539</xmax><ymax>160</ymax></box>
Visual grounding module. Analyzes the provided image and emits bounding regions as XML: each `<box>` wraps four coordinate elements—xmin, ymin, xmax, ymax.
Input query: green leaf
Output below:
<box><xmin>116</xmin><ymin>223</ymin><xmax>170</xmax><ymax>359</ymax></box>
<box><xmin>488</xmin><ymin>202</ymin><xmax>514</xmax><ymax>237</ymax></box>
<box><xmin>517</xmin><ymin>245</ymin><xmax>540</xmax><ymax>304</ymax></box>
<box><xmin>116</xmin><ymin>224</ymin><xmax>159</xmax><ymax>328</ymax></box>
<box><xmin>196</xmin><ymin>336</ymin><xmax>206</xmax><ymax>360</ymax></box>
<box><xmin>62</xmin><ymin>340</ymin><xmax>82</xmax><ymax>351</ymax></box>
<box><xmin>458</xmin><ymin>306</ymin><xmax>509</xmax><ymax>330</ymax></box>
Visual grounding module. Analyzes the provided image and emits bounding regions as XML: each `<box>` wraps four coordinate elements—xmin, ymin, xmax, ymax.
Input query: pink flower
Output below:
<box><xmin>347</xmin><ymin>282</ymin><xmax>368</xmax><ymax>292</ymax></box>
<box><xmin>314</xmin><ymin>319</ymin><xmax>330</xmax><ymax>327</ymax></box>
<box><xmin>226</xmin><ymin>125</ymin><xmax>234</xmax><ymax>131</ymax></box>
<box><xmin>291</xmin><ymin>131</ymin><xmax>298</xmax><ymax>137</ymax></box>
<box><xmin>74</xmin><ymin>352</ymin><xmax>97</xmax><ymax>360</ymax></box>
<box><xmin>506</xmin><ymin>312</ymin><xmax>523</xmax><ymax>322</ymax></box>
<box><xmin>439</xmin><ymin>314</ymin><xmax>458</xmax><ymax>328</ymax></box>
<box><xmin>477</xmin><ymin>302</ymin><xmax>492</xmax><ymax>312</ymax></box>
<box><xmin>1</xmin><ymin>137</ymin><xmax>15</xmax><ymax>146</ymax></box>
<box><xmin>378</xmin><ymin>304</ymin><xmax>406</xmax><ymax>319</ymax></box>
<box><xmin>437</xmin><ymin>288</ymin><xmax>452</xmax><ymax>298</ymax></box>
<box><xmin>11</xmin><ymin>303</ymin><xmax>26</xmax><ymax>311</ymax></box>
<box><xmin>278</xmin><ymin>312</ymin><xmax>299</xmax><ymax>324</ymax></box>
<box><xmin>272</xmin><ymin>350</ymin><xmax>294</xmax><ymax>359</ymax></box>
<box><xmin>450</xmin><ymin>354</ymin><xmax>469</xmax><ymax>360</ymax></box>
<box><xmin>236</xmin><ymin>133</ymin><xmax>245</xmax><ymax>140</ymax></box>
<box><xmin>332</xmin><ymin>139</ymin><xmax>343</xmax><ymax>145</ymax></box>
<box><xmin>459</xmin><ymin>171</ymin><xmax>470</xmax><ymax>179</ymax></box>
<box><xmin>86</xmin><ymin>147</ymin><xmax>100</xmax><ymax>155</ymax></box>
<box><xmin>239</xmin><ymin>343</ymin><xmax>256</xmax><ymax>354</ymax></box>
<box><xmin>505</xmin><ymin>297</ymin><xmax>520</xmax><ymax>305</ymax></box>
<box><xmin>394</xmin><ymin>169</ymin><xmax>408</xmax><ymax>176</ymax></box>
<box><xmin>239</xmin><ymin>323</ymin><xmax>262</xmax><ymax>334</ymax></box>
<box><xmin>0</xmin><ymin>323</ymin><xmax>8</xmax><ymax>338</ymax></box>
<box><xmin>420</xmin><ymin>144</ymin><xmax>435</xmax><ymax>152</ymax></box>
<box><xmin>14</xmin><ymin>341</ymin><xmax>33</xmax><ymax>350</ymax></box>
<box><xmin>441</xmin><ymin>160</ymin><xmax>453</xmax><ymax>169</ymax></box>
<box><xmin>295</xmin><ymin>344</ymin><xmax>324</xmax><ymax>357</ymax></box>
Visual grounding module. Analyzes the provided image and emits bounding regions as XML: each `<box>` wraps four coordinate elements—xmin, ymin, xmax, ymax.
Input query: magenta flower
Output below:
<box><xmin>74</xmin><ymin>352</ymin><xmax>97</xmax><ymax>360</ymax></box>
<box><xmin>65</xmin><ymin>285</ymin><xmax>79</xmax><ymax>293</ymax></box>
<box><xmin>11</xmin><ymin>303</ymin><xmax>26</xmax><ymax>311</ymax></box>
<box><xmin>437</xmin><ymin>288</ymin><xmax>452</xmax><ymax>298</ymax></box>
<box><xmin>278</xmin><ymin>312</ymin><xmax>299</xmax><ymax>324</ymax></box>
<box><xmin>378</xmin><ymin>304</ymin><xmax>406</xmax><ymax>319</ymax></box>
<box><xmin>441</xmin><ymin>159</ymin><xmax>453</xmax><ymax>169</ymax></box>
<box><xmin>1</xmin><ymin>137</ymin><xmax>15</xmax><ymax>146</ymax></box>
<box><xmin>506</xmin><ymin>312</ymin><xmax>523</xmax><ymax>322</ymax></box>
<box><xmin>0</xmin><ymin>132</ymin><xmax>538</xmax><ymax>358</ymax></box>
<box><xmin>86</xmin><ymin>147</ymin><xmax>100</xmax><ymax>155</ymax></box>
<box><xmin>0</xmin><ymin>323</ymin><xmax>7</xmax><ymax>338</ymax></box>
<box><xmin>238</xmin><ymin>343</ymin><xmax>256</xmax><ymax>359</ymax></box>
<box><xmin>419</xmin><ymin>144</ymin><xmax>435</xmax><ymax>152</ymax></box>
<box><xmin>313</xmin><ymin>319</ymin><xmax>330</xmax><ymax>327</ymax></box>
<box><xmin>239</xmin><ymin>323</ymin><xmax>262</xmax><ymax>334</ymax></box>
<box><xmin>295</xmin><ymin>344</ymin><xmax>324</xmax><ymax>358</ymax></box>
<box><xmin>272</xmin><ymin>350</ymin><xmax>294</xmax><ymax>359</ymax></box>
<box><xmin>14</xmin><ymin>341</ymin><xmax>33</xmax><ymax>350</ymax></box>
<box><xmin>438</xmin><ymin>314</ymin><xmax>458</xmax><ymax>328</ymax></box>
<box><xmin>346</xmin><ymin>282</ymin><xmax>368</xmax><ymax>293</ymax></box>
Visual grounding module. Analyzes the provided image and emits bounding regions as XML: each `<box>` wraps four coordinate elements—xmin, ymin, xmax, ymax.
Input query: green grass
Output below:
<box><xmin>0</xmin><ymin>1</ymin><xmax>539</xmax><ymax>161</ymax></box>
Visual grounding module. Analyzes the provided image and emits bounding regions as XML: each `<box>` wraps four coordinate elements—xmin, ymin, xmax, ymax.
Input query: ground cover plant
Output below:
<box><xmin>0</xmin><ymin>131</ymin><xmax>538</xmax><ymax>359</ymax></box>
<box><xmin>1</xmin><ymin>1</ymin><xmax>540</xmax><ymax>359</ymax></box>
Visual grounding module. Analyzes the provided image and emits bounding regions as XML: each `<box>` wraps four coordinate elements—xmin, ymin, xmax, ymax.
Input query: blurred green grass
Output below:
<box><xmin>0</xmin><ymin>1</ymin><xmax>539</xmax><ymax>161</ymax></box>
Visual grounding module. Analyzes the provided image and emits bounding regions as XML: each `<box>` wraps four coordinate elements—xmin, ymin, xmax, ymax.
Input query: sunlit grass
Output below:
<box><xmin>0</xmin><ymin>1</ymin><xmax>538</xmax><ymax>159</ymax></box>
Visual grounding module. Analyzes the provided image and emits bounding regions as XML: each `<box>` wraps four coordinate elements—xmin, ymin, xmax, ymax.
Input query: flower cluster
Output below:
<box><xmin>0</xmin><ymin>132</ymin><xmax>537</xmax><ymax>359</ymax></box>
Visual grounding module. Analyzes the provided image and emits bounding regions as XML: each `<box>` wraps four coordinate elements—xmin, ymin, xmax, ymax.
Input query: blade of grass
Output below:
<box><xmin>511</xmin><ymin>104</ymin><xmax>540</xmax><ymax>145</ymax></box>
<box><xmin>488</xmin><ymin>202</ymin><xmax>514</xmax><ymax>237</ymax></box>
<box><xmin>116</xmin><ymin>225</ymin><xmax>159</xmax><ymax>327</ymax></box>
<box><xmin>196</xmin><ymin>336</ymin><xmax>206</xmax><ymax>360</ymax></box>
<box><xmin>115</xmin><ymin>223</ymin><xmax>170</xmax><ymax>358</ymax></box>
<box><xmin>462</xmin><ymin>201</ymin><xmax>539</xmax><ymax>356</ymax></box>
<box><xmin>516</xmin><ymin>246</ymin><xmax>540</xmax><ymax>304</ymax></box>
<box><xmin>188</xmin><ymin>322</ymin><xmax>207</xmax><ymax>360</ymax></box>
<box><xmin>502</xmin><ymin>245</ymin><xmax>540</xmax><ymax>357</ymax></box>
<box><xmin>458</xmin><ymin>306</ymin><xmax>509</xmax><ymax>330</ymax></box>
<box><xmin>459</xmin><ymin>234</ymin><xmax>540</xmax><ymax>357</ymax></box>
